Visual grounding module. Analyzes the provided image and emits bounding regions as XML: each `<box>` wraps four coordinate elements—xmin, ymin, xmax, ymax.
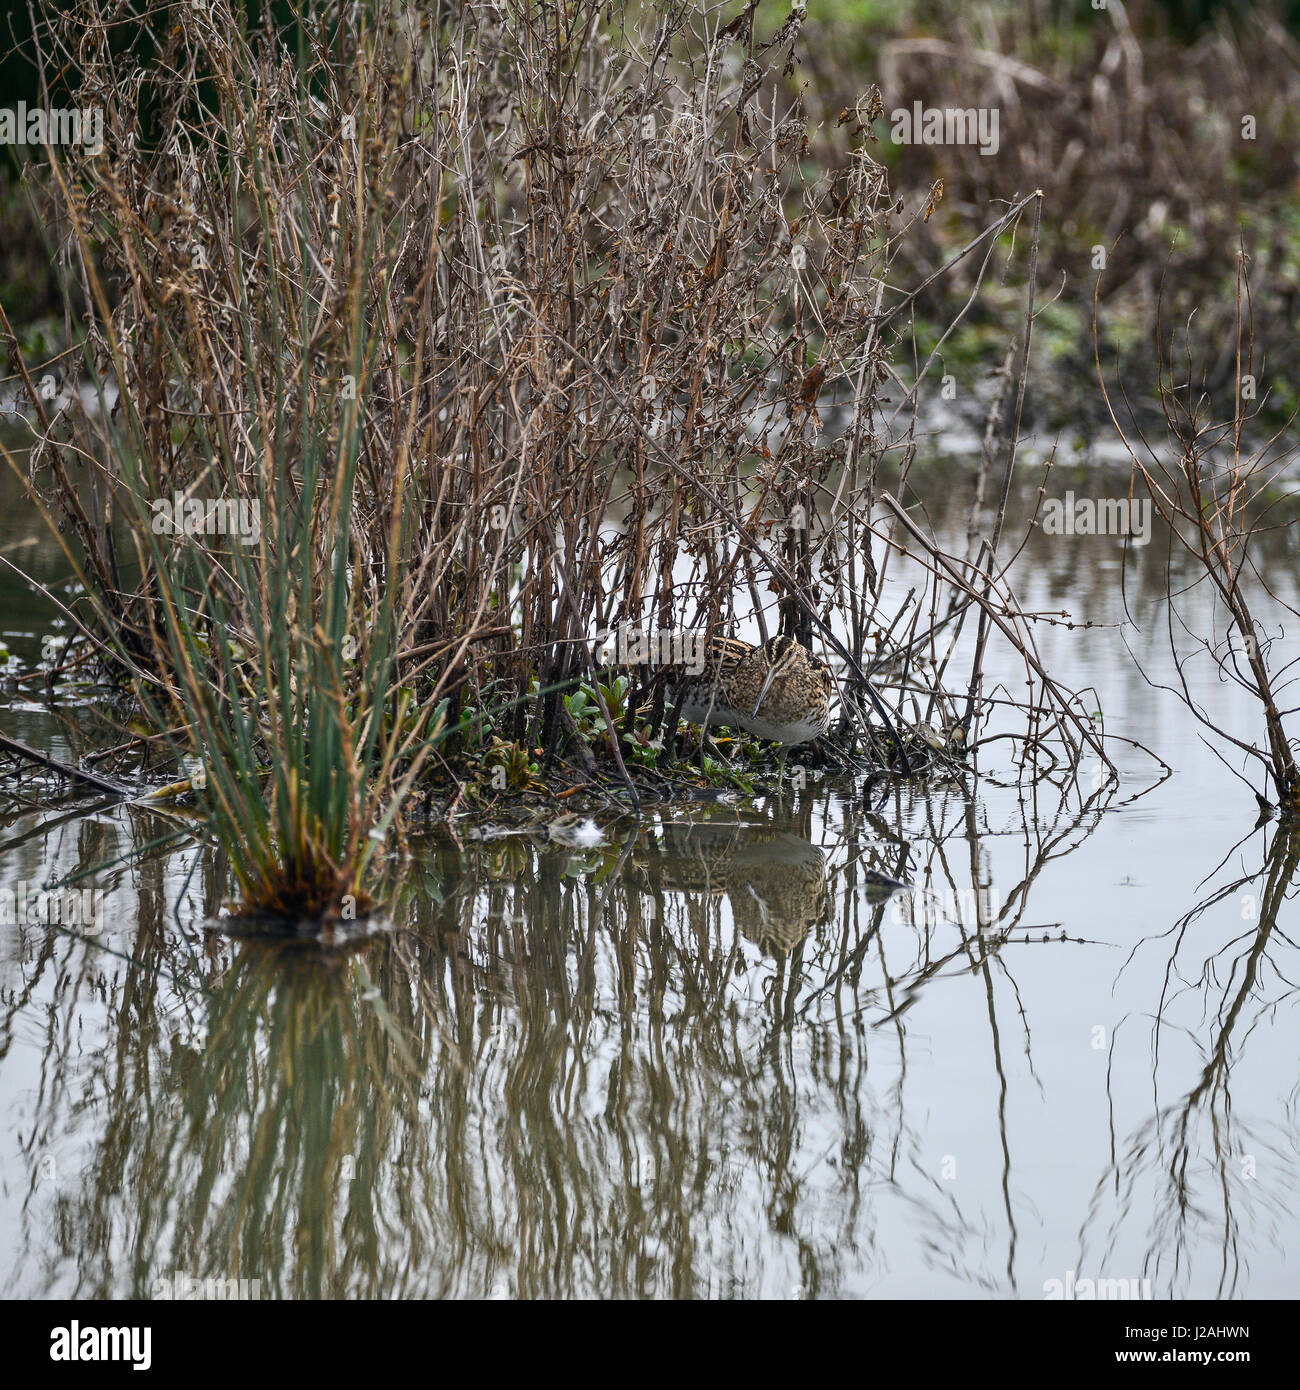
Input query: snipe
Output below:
<box><xmin>670</xmin><ymin>634</ymin><xmax>833</xmax><ymax>752</ymax></box>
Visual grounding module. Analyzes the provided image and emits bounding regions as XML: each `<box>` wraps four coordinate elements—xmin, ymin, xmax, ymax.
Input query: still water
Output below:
<box><xmin>1</xmin><ymin>453</ymin><xmax>1297</xmax><ymax>1298</ymax></box>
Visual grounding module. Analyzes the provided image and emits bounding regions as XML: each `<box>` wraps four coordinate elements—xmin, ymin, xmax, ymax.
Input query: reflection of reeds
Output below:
<box><xmin>1083</xmin><ymin>823</ymin><xmax>1300</xmax><ymax>1296</ymax></box>
<box><xmin>8</xmin><ymin>778</ymin><xmax>1105</xmax><ymax>1297</ymax></box>
<box><xmin>156</xmin><ymin>950</ymin><xmax>419</xmax><ymax>1297</ymax></box>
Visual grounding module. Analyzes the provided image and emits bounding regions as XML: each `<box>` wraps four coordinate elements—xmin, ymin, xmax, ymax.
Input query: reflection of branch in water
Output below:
<box><xmin>854</xmin><ymin>771</ymin><xmax>1112</xmax><ymax>1026</ymax></box>
<box><xmin>1082</xmin><ymin>823</ymin><xmax>1300</xmax><ymax>1298</ymax></box>
<box><xmin>848</xmin><ymin>771</ymin><xmax>1119</xmax><ymax>1293</ymax></box>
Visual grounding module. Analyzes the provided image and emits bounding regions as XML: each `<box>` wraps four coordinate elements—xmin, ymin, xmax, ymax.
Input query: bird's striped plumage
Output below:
<box><xmin>670</xmin><ymin>634</ymin><xmax>833</xmax><ymax>748</ymax></box>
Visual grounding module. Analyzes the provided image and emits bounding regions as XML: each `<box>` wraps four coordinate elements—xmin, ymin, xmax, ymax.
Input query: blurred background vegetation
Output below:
<box><xmin>790</xmin><ymin>0</ymin><xmax>1300</xmax><ymax>429</ymax></box>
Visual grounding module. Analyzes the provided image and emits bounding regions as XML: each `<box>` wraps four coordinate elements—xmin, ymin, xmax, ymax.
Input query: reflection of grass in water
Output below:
<box><xmin>9</xmin><ymin>779</ymin><xmax>1163</xmax><ymax>1297</ymax></box>
<box><xmin>135</xmin><ymin>947</ymin><xmax>424</xmax><ymax>1299</ymax></box>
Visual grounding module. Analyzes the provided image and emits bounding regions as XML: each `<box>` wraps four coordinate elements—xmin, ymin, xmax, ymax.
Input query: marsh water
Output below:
<box><xmin>1</xmin><ymin>450</ymin><xmax>1298</xmax><ymax>1300</ymax></box>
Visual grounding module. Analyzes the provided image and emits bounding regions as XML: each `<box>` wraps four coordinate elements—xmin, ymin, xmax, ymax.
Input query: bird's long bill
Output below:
<box><xmin>750</xmin><ymin>664</ymin><xmax>779</xmax><ymax>720</ymax></box>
